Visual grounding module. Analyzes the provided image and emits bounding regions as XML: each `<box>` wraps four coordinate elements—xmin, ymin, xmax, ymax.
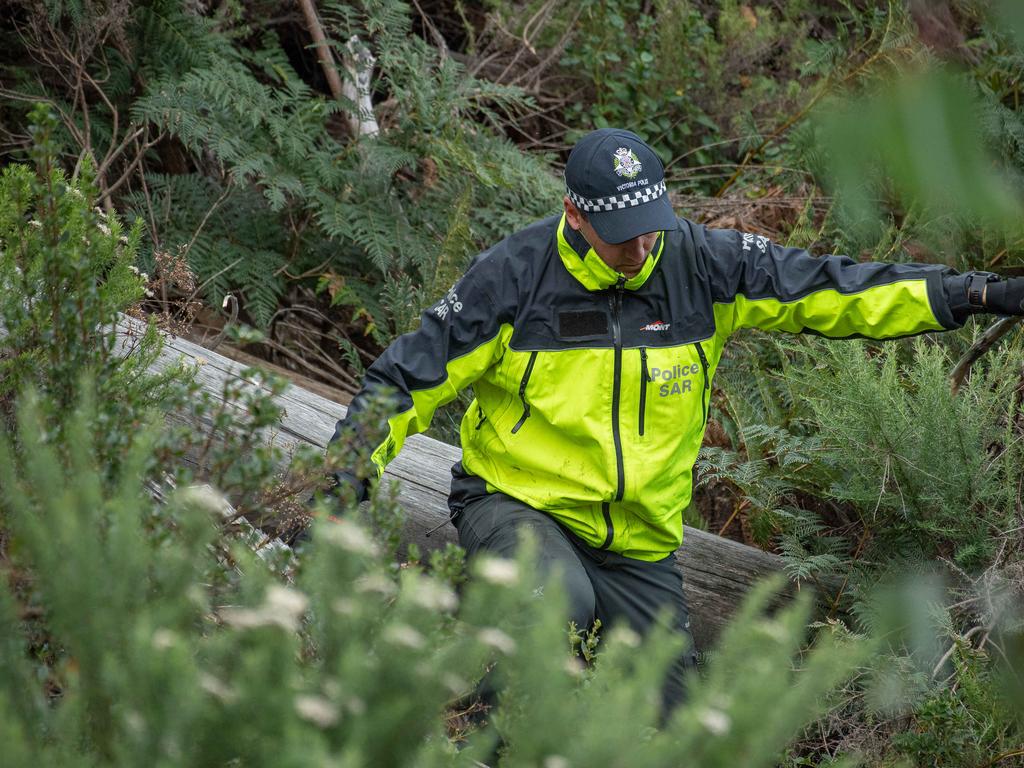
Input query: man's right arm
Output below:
<box><xmin>327</xmin><ymin>257</ymin><xmax>514</xmax><ymax>501</ymax></box>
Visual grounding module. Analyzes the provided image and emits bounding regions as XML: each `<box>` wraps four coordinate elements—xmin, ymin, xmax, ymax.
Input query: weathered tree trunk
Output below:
<box><xmin>119</xmin><ymin>317</ymin><xmax>805</xmax><ymax>650</ymax></box>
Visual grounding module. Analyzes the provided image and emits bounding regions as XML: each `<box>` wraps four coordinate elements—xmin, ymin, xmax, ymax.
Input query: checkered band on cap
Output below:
<box><xmin>565</xmin><ymin>180</ymin><xmax>667</xmax><ymax>212</ymax></box>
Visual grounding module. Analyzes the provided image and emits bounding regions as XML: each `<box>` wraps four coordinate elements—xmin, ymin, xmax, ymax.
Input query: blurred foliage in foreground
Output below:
<box><xmin>0</xmin><ymin>119</ymin><xmax>879</xmax><ymax>767</ymax></box>
<box><xmin>4</xmin><ymin>2</ymin><xmax>1024</xmax><ymax>767</ymax></box>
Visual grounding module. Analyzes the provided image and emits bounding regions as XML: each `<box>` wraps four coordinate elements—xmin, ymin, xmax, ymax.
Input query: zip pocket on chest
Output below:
<box><xmin>639</xmin><ymin>347</ymin><xmax>650</xmax><ymax>436</ymax></box>
<box><xmin>695</xmin><ymin>341</ymin><xmax>710</xmax><ymax>426</ymax></box>
<box><xmin>511</xmin><ymin>351</ymin><xmax>538</xmax><ymax>434</ymax></box>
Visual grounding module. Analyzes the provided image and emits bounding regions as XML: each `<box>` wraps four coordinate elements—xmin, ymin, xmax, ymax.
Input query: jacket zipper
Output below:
<box><xmin>602</xmin><ymin>277</ymin><xmax>627</xmax><ymax>549</ymax></box>
<box><xmin>695</xmin><ymin>341</ymin><xmax>710</xmax><ymax>426</ymax></box>
<box><xmin>639</xmin><ymin>347</ymin><xmax>649</xmax><ymax>437</ymax></box>
<box><xmin>510</xmin><ymin>351</ymin><xmax>538</xmax><ymax>434</ymax></box>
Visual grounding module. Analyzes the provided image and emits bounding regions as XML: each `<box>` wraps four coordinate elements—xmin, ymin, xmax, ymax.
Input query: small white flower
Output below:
<box><xmin>544</xmin><ymin>757</ymin><xmax>571</xmax><ymax>768</ymax></box>
<box><xmin>178</xmin><ymin>484</ymin><xmax>231</xmax><ymax>517</ymax></box>
<box><xmin>355</xmin><ymin>572</ymin><xmax>397</xmax><ymax>597</ymax></box>
<box><xmin>199</xmin><ymin>673</ymin><xmax>236</xmax><ymax>702</ymax></box>
<box><xmin>295</xmin><ymin>695</ymin><xmax>339</xmax><ymax>728</ymax></box>
<box><xmin>221</xmin><ymin>585</ymin><xmax>308</xmax><ymax>631</ymax></box>
<box><xmin>28</xmin><ymin>219</ymin><xmax>41</xmax><ymax>228</ymax></box>
<box><xmin>124</xmin><ymin>710</ymin><xmax>145</xmax><ymax>734</ymax></box>
<box><xmin>406</xmin><ymin>577</ymin><xmax>457</xmax><ymax>612</ymax></box>
<box><xmin>264</xmin><ymin>585</ymin><xmax>309</xmax><ymax>629</ymax></box>
<box><xmin>475</xmin><ymin>556</ymin><xmax>519</xmax><ymax>586</ymax></box>
<box><xmin>345</xmin><ymin>696</ymin><xmax>366</xmax><ymax>715</ymax></box>
<box><xmin>478</xmin><ymin>628</ymin><xmax>516</xmax><ymax>655</ymax></box>
<box><xmin>194</xmin><ymin>355</ymin><xmax>208</xmax><ymax>367</ymax></box>
<box><xmin>332</xmin><ymin>598</ymin><xmax>356</xmax><ymax>616</ymax></box>
<box><xmin>151</xmin><ymin>629</ymin><xmax>177</xmax><ymax>650</ymax></box>
<box><xmin>383</xmin><ymin>623</ymin><xmax>426</xmax><ymax>649</ymax></box>
<box><xmin>322</xmin><ymin>520</ymin><xmax>380</xmax><ymax>557</ymax></box>
<box><xmin>144</xmin><ymin>289</ymin><xmax>154</xmax><ymax>298</ymax></box>
<box><xmin>442</xmin><ymin>673</ymin><xmax>469</xmax><ymax>694</ymax></box>
<box><xmin>564</xmin><ymin>657</ymin><xmax>586</xmax><ymax>677</ymax></box>
<box><xmin>128</xmin><ymin>265</ymin><xmax>140</xmax><ymax>275</ymax></box>
<box><xmin>698</xmin><ymin>708</ymin><xmax>731</xmax><ymax>735</ymax></box>
<box><xmin>607</xmin><ymin>626</ymin><xmax>641</xmax><ymax>648</ymax></box>
<box><xmin>758</xmin><ymin>619</ymin><xmax>790</xmax><ymax>642</ymax></box>
<box><xmin>97</xmin><ymin>222</ymin><xmax>111</xmax><ymax>236</ymax></box>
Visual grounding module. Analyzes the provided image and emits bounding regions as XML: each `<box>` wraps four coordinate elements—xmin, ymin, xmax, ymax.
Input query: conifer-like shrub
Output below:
<box><xmin>0</xmin><ymin>112</ymin><xmax>885</xmax><ymax>765</ymax></box>
<box><xmin>0</xmin><ymin>105</ymin><xmax>186</xmax><ymax>461</ymax></box>
<box><xmin>0</xmin><ymin>385</ymin><xmax>877</xmax><ymax>767</ymax></box>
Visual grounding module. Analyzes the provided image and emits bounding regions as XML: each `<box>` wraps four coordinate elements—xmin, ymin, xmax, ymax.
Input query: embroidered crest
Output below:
<box><xmin>613</xmin><ymin>147</ymin><xmax>642</xmax><ymax>179</ymax></box>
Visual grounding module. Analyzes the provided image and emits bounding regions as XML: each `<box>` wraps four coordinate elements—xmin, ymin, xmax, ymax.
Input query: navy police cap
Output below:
<box><xmin>564</xmin><ymin>128</ymin><xmax>676</xmax><ymax>244</ymax></box>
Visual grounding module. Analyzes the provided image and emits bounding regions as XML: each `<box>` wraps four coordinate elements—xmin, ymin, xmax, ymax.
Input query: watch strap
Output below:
<box><xmin>966</xmin><ymin>271</ymin><xmax>999</xmax><ymax>307</ymax></box>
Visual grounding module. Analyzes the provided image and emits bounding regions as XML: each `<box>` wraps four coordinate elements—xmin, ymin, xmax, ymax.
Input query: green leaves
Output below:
<box><xmin>819</xmin><ymin>65</ymin><xmax>1024</xmax><ymax>242</ymax></box>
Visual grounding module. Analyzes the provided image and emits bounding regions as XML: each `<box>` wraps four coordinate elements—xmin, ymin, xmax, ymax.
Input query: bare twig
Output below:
<box><xmin>973</xmin><ymin>747</ymin><xmax>1024</xmax><ymax>768</ymax></box>
<box><xmin>409</xmin><ymin>0</ymin><xmax>449</xmax><ymax>58</ymax></box>
<box><xmin>930</xmin><ymin>624</ymin><xmax>984</xmax><ymax>678</ymax></box>
<box><xmin>949</xmin><ymin>316</ymin><xmax>1023</xmax><ymax>394</ymax></box>
<box><xmin>181</xmin><ymin>183</ymin><xmax>234</xmax><ymax>263</ymax></box>
<box><xmin>95</xmin><ymin>128</ymin><xmax>164</xmax><ymax>205</ymax></box>
<box><xmin>296</xmin><ymin>0</ymin><xmax>346</xmax><ymax>101</ymax></box>
<box><xmin>207</xmin><ymin>295</ymin><xmax>239</xmax><ymax>352</ymax></box>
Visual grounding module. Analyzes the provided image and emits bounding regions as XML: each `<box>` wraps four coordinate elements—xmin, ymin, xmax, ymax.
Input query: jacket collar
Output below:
<box><xmin>555</xmin><ymin>213</ymin><xmax>664</xmax><ymax>291</ymax></box>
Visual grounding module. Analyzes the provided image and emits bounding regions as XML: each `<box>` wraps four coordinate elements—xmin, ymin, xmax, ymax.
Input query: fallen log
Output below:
<box><xmin>118</xmin><ymin>316</ymin><xmax>803</xmax><ymax>650</ymax></box>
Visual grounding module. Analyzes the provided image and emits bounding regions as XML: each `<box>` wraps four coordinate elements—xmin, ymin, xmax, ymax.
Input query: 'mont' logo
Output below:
<box><xmin>640</xmin><ymin>320</ymin><xmax>670</xmax><ymax>332</ymax></box>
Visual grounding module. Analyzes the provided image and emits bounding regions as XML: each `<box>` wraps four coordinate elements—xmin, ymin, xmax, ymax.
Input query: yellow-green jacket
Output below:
<box><xmin>334</xmin><ymin>214</ymin><xmax>969</xmax><ymax>561</ymax></box>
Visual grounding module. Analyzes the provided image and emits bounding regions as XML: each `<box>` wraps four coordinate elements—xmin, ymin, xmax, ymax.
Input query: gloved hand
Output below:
<box><xmin>982</xmin><ymin>277</ymin><xmax>1024</xmax><ymax>316</ymax></box>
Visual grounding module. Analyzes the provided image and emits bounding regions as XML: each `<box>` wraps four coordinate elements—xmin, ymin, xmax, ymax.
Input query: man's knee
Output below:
<box><xmin>455</xmin><ymin>492</ymin><xmax>596</xmax><ymax>630</ymax></box>
<box><xmin>558</xmin><ymin>565</ymin><xmax>596</xmax><ymax>632</ymax></box>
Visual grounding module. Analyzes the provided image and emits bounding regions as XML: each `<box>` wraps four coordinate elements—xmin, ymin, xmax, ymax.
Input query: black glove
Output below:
<box><xmin>981</xmin><ymin>277</ymin><xmax>1024</xmax><ymax>316</ymax></box>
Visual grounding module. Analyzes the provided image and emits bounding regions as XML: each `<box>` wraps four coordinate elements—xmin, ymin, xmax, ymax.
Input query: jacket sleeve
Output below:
<box><xmin>699</xmin><ymin>226</ymin><xmax>972</xmax><ymax>338</ymax></box>
<box><xmin>330</xmin><ymin>255</ymin><xmax>513</xmax><ymax>487</ymax></box>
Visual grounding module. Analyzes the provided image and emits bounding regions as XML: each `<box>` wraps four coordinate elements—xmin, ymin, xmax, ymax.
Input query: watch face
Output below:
<box><xmin>967</xmin><ymin>272</ymin><xmax>999</xmax><ymax>306</ymax></box>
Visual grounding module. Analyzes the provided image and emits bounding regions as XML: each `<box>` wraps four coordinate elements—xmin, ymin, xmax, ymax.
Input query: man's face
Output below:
<box><xmin>563</xmin><ymin>197</ymin><xmax>660</xmax><ymax>279</ymax></box>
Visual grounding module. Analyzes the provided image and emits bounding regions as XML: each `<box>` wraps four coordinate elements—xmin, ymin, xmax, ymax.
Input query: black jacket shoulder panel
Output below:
<box><xmin>694</xmin><ymin>219</ymin><xmax>957</xmax><ymax>306</ymax></box>
<box><xmin>619</xmin><ymin>223</ymin><xmax>715</xmax><ymax>347</ymax></box>
<box><xmin>506</xmin><ymin>216</ymin><xmax>718</xmax><ymax>350</ymax></box>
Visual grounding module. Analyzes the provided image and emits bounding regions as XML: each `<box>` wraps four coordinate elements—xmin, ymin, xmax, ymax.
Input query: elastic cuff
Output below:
<box><xmin>936</xmin><ymin>273</ymin><xmax>969</xmax><ymax>328</ymax></box>
<box><xmin>942</xmin><ymin>273</ymin><xmax>976</xmax><ymax>326</ymax></box>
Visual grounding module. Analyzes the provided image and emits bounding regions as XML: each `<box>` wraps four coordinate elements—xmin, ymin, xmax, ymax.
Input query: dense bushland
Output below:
<box><xmin>3</xmin><ymin>1</ymin><xmax>1024</xmax><ymax>766</ymax></box>
<box><xmin>0</xmin><ymin>128</ymin><xmax>879</xmax><ymax>766</ymax></box>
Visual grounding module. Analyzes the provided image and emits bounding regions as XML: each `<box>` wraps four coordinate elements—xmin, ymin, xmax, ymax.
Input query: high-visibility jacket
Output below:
<box><xmin>335</xmin><ymin>213</ymin><xmax>970</xmax><ymax>561</ymax></box>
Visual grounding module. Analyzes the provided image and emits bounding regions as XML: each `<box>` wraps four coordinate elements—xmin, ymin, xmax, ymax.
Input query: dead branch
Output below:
<box><xmin>341</xmin><ymin>36</ymin><xmax>380</xmax><ymax>138</ymax></box>
<box><xmin>296</xmin><ymin>0</ymin><xmax>346</xmax><ymax>102</ymax></box>
<box><xmin>950</xmin><ymin>316</ymin><xmax>1023</xmax><ymax>394</ymax></box>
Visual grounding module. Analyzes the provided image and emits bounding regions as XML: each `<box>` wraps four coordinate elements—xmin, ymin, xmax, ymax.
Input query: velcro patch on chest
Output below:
<box><xmin>558</xmin><ymin>310</ymin><xmax>609</xmax><ymax>338</ymax></box>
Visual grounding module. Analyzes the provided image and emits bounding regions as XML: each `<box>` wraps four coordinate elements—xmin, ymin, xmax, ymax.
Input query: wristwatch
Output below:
<box><xmin>966</xmin><ymin>271</ymin><xmax>1000</xmax><ymax>308</ymax></box>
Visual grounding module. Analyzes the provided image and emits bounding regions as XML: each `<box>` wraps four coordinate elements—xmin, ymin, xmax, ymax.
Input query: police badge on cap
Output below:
<box><xmin>564</xmin><ymin>128</ymin><xmax>676</xmax><ymax>244</ymax></box>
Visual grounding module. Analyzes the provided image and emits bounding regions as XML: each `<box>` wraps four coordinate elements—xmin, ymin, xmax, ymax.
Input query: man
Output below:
<box><xmin>319</xmin><ymin>127</ymin><xmax>1024</xmax><ymax>712</ymax></box>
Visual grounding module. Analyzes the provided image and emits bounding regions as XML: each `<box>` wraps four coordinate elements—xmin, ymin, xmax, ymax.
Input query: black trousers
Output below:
<box><xmin>452</xmin><ymin>488</ymin><xmax>699</xmax><ymax>715</ymax></box>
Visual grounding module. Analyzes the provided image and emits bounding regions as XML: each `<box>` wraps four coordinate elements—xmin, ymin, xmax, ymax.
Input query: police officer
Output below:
<box><xmin>318</xmin><ymin>127</ymin><xmax>1024</xmax><ymax>714</ymax></box>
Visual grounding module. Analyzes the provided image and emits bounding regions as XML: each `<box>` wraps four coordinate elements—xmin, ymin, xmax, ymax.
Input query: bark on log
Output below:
<box><xmin>117</xmin><ymin>316</ymin><xmax>803</xmax><ymax>650</ymax></box>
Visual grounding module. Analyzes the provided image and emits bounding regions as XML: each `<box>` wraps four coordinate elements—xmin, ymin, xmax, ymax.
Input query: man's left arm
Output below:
<box><xmin>699</xmin><ymin>226</ymin><xmax>1024</xmax><ymax>338</ymax></box>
